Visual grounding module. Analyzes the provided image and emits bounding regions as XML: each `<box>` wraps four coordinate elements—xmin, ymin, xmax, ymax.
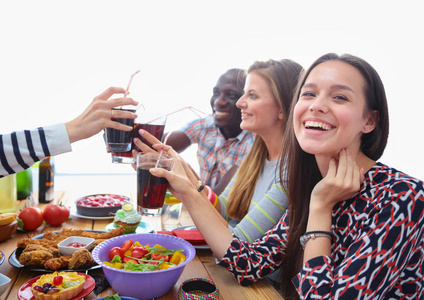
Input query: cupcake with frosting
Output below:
<box><xmin>113</xmin><ymin>203</ymin><xmax>141</xmax><ymax>233</ymax></box>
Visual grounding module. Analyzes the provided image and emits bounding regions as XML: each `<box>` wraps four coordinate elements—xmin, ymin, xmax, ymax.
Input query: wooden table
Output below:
<box><xmin>0</xmin><ymin>191</ymin><xmax>283</xmax><ymax>300</ymax></box>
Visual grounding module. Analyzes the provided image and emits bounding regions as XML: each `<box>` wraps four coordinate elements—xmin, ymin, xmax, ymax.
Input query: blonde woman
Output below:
<box><xmin>135</xmin><ymin>59</ymin><xmax>303</xmax><ymax>244</ymax></box>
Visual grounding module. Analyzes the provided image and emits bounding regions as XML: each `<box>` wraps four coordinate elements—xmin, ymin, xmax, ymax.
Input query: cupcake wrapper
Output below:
<box><xmin>114</xmin><ymin>222</ymin><xmax>140</xmax><ymax>234</ymax></box>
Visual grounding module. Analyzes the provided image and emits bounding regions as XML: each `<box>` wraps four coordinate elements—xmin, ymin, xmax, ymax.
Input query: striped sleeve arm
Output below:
<box><xmin>0</xmin><ymin>123</ymin><xmax>71</xmax><ymax>177</ymax></box>
<box><xmin>229</xmin><ymin>183</ymin><xmax>288</xmax><ymax>243</ymax></box>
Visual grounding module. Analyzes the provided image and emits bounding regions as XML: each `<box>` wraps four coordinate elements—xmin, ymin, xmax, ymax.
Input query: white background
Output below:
<box><xmin>1</xmin><ymin>0</ymin><xmax>423</xmax><ymax>183</ymax></box>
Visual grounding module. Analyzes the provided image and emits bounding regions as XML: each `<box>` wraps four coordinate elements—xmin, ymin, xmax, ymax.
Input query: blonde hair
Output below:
<box><xmin>226</xmin><ymin>59</ymin><xmax>303</xmax><ymax>220</ymax></box>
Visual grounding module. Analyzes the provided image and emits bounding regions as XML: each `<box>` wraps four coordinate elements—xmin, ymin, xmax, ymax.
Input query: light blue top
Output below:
<box><xmin>219</xmin><ymin>159</ymin><xmax>288</xmax><ymax>243</ymax></box>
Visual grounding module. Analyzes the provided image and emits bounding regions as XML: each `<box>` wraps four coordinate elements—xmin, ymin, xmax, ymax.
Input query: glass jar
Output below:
<box><xmin>0</xmin><ymin>174</ymin><xmax>17</xmax><ymax>213</ymax></box>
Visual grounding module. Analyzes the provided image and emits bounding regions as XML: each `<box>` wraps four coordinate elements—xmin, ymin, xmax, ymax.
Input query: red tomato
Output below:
<box><xmin>17</xmin><ymin>207</ymin><xmax>44</xmax><ymax>231</ymax></box>
<box><xmin>43</xmin><ymin>203</ymin><xmax>70</xmax><ymax>226</ymax></box>
<box><xmin>131</xmin><ymin>247</ymin><xmax>148</xmax><ymax>259</ymax></box>
<box><xmin>108</xmin><ymin>247</ymin><xmax>124</xmax><ymax>260</ymax></box>
<box><xmin>122</xmin><ymin>257</ymin><xmax>138</xmax><ymax>264</ymax></box>
<box><xmin>120</xmin><ymin>240</ymin><xmax>133</xmax><ymax>253</ymax></box>
<box><xmin>151</xmin><ymin>253</ymin><xmax>169</xmax><ymax>262</ymax></box>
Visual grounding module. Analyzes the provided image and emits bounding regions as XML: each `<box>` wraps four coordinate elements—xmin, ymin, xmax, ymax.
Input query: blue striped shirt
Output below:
<box><xmin>0</xmin><ymin>123</ymin><xmax>71</xmax><ymax>177</ymax></box>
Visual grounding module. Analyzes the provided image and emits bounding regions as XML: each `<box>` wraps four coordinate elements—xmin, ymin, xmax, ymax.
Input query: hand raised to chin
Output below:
<box><xmin>310</xmin><ymin>148</ymin><xmax>364</xmax><ymax>212</ymax></box>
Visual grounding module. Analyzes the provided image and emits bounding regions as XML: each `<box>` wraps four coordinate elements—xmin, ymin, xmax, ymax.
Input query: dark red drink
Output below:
<box><xmin>136</xmin><ymin>152</ymin><xmax>173</xmax><ymax>216</ymax></box>
<box><xmin>137</xmin><ymin>166</ymin><xmax>168</xmax><ymax>209</ymax></box>
<box><xmin>106</xmin><ymin>108</ymin><xmax>136</xmax><ymax>153</ymax></box>
<box><xmin>111</xmin><ymin>123</ymin><xmax>165</xmax><ymax>164</ymax></box>
<box><xmin>135</xmin><ymin>123</ymin><xmax>165</xmax><ymax>149</ymax></box>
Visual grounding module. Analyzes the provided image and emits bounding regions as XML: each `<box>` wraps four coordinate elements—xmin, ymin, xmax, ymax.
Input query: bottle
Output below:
<box><xmin>16</xmin><ymin>168</ymin><xmax>33</xmax><ymax>200</ymax></box>
<box><xmin>38</xmin><ymin>157</ymin><xmax>55</xmax><ymax>203</ymax></box>
<box><xmin>0</xmin><ymin>174</ymin><xmax>17</xmax><ymax>213</ymax></box>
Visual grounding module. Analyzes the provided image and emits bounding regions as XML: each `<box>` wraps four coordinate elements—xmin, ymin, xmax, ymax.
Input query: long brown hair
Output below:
<box><xmin>226</xmin><ymin>59</ymin><xmax>304</xmax><ymax>220</ymax></box>
<box><xmin>279</xmin><ymin>53</ymin><xmax>390</xmax><ymax>299</ymax></box>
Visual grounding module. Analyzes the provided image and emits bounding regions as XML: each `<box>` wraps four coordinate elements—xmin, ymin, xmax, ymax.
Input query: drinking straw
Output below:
<box><xmin>149</xmin><ymin>105</ymin><xmax>205</xmax><ymax>168</ymax></box>
<box><xmin>123</xmin><ymin>69</ymin><xmax>145</xmax><ymax>111</ymax></box>
<box><xmin>124</xmin><ymin>70</ymin><xmax>140</xmax><ymax>97</ymax></box>
<box><xmin>155</xmin><ymin>131</ymin><xmax>172</xmax><ymax>169</ymax></box>
<box><xmin>146</xmin><ymin>106</ymin><xmax>205</xmax><ymax>124</ymax></box>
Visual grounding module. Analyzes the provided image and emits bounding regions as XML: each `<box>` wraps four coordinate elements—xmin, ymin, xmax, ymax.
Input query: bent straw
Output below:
<box><xmin>125</xmin><ymin>70</ymin><xmax>146</xmax><ymax>111</ymax></box>
<box><xmin>155</xmin><ymin>131</ymin><xmax>172</xmax><ymax>169</ymax></box>
<box><xmin>150</xmin><ymin>105</ymin><xmax>205</xmax><ymax>168</ymax></box>
<box><xmin>146</xmin><ymin>106</ymin><xmax>205</xmax><ymax>124</ymax></box>
<box><xmin>125</xmin><ymin>70</ymin><xmax>141</xmax><ymax>97</ymax></box>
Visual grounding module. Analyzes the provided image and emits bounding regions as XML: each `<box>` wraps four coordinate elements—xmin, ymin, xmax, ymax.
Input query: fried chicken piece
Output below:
<box><xmin>19</xmin><ymin>249</ymin><xmax>53</xmax><ymax>267</ymax></box>
<box><xmin>22</xmin><ymin>244</ymin><xmax>60</xmax><ymax>257</ymax></box>
<box><xmin>68</xmin><ymin>249</ymin><xmax>94</xmax><ymax>270</ymax></box>
<box><xmin>44</xmin><ymin>255</ymin><xmax>72</xmax><ymax>270</ymax></box>
<box><xmin>81</xmin><ymin>226</ymin><xmax>125</xmax><ymax>239</ymax></box>
<box><xmin>93</xmin><ymin>239</ymin><xmax>107</xmax><ymax>248</ymax></box>
<box><xmin>42</xmin><ymin>229</ymin><xmax>84</xmax><ymax>244</ymax></box>
<box><xmin>17</xmin><ymin>238</ymin><xmax>58</xmax><ymax>249</ymax></box>
<box><xmin>57</xmin><ymin>228</ymin><xmax>84</xmax><ymax>238</ymax></box>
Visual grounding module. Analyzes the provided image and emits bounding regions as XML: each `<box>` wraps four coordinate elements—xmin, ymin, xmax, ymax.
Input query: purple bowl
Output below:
<box><xmin>92</xmin><ymin>233</ymin><xmax>196</xmax><ymax>300</ymax></box>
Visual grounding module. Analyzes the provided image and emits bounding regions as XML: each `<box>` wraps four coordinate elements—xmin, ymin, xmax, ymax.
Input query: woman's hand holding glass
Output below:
<box><xmin>132</xmin><ymin>129</ymin><xmax>207</xmax><ymax>200</ymax></box>
<box><xmin>65</xmin><ymin>87</ymin><xmax>138</xmax><ymax>143</ymax></box>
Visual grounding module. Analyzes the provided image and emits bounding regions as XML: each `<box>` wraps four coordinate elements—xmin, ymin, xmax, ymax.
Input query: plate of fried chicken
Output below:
<box><xmin>9</xmin><ymin>227</ymin><xmax>125</xmax><ymax>272</ymax></box>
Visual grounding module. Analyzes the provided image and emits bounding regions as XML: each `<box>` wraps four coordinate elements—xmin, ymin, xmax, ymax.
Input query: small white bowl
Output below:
<box><xmin>58</xmin><ymin>236</ymin><xmax>95</xmax><ymax>255</ymax></box>
<box><xmin>0</xmin><ymin>273</ymin><xmax>11</xmax><ymax>296</ymax></box>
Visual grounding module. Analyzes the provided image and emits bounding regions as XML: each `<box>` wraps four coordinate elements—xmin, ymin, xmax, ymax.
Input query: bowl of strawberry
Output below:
<box><xmin>75</xmin><ymin>194</ymin><xmax>131</xmax><ymax>217</ymax></box>
<box><xmin>92</xmin><ymin>233</ymin><xmax>196</xmax><ymax>299</ymax></box>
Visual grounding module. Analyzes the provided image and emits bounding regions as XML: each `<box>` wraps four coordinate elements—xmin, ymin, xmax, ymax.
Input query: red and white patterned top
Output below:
<box><xmin>219</xmin><ymin>162</ymin><xmax>424</xmax><ymax>299</ymax></box>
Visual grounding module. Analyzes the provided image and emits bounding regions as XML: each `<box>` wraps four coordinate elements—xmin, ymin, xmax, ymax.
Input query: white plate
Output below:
<box><xmin>173</xmin><ymin>225</ymin><xmax>210</xmax><ymax>250</ymax></box>
<box><xmin>105</xmin><ymin>222</ymin><xmax>154</xmax><ymax>234</ymax></box>
<box><xmin>70</xmin><ymin>206</ymin><xmax>114</xmax><ymax>220</ymax></box>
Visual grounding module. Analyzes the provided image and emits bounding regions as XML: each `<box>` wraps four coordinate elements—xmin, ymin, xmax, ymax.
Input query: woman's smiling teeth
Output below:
<box><xmin>241</xmin><ymin>112</ymin><xmax>253</xmax><ymax>117</ymax></box>
<box><xmin>304</xmin><ymin>121</ymin><xmax>334</xmax><ymax>131</ymax></box>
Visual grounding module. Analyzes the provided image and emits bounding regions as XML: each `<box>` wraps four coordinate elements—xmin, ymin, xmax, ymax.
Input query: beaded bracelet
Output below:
<box><xmin>205</xmin><ymin>186</ymin><xmax>218</xmax><ymax>207</ymax></box>
<box><xmin>179</xmin><ymin>278</ymin><xmax>219</xmax><ymax>300</ymax></box>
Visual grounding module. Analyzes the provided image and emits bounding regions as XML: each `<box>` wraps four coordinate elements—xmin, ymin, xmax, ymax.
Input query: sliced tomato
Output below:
<box><xmin>151</xmin><ymin>253</ymin><xmax>169</xmax><ymax>262</ymax></box>
<box><xmin>120</xmin><ymin>239</ymin><xmax>133</xmax><ymax>253</ymax></box>
<box><xmin>123</xmin><ymin>257</ymin><xmax>138</xmax><ymax>264</ymax></box>
<box><xmin>132</xmin><ymin>247</ymin><xmax>148</xmax><ymax>259</ymax></box>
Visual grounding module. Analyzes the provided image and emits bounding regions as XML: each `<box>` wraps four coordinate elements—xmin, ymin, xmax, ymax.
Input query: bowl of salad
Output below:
<box><xmin>92</xmin><ymin>233</ymin><xmax>196</xmax><ymax>299</ymax></box>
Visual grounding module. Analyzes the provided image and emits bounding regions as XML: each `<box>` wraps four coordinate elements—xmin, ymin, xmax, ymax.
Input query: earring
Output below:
<box><xmin>364</xmin><ymin>127</ymin><xmax>368</xmax><ymax>132</ymax></box>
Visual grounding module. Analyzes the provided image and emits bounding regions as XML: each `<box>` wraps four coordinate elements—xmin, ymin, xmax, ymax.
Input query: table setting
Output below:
<box><xmin>0</xmin><ymin>72</ymin><xmax>283</xmax><ymax>299</ymax></box>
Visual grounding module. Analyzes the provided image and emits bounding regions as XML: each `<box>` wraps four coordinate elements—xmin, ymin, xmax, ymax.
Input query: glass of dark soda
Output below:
<box><xmin>111</xmin><ymin>122</ymin><xmax>165</xmax><ymax>164</ymax></box>
<box><xmin>137</xmin><ymin>152</ymin><xmax>174</xmax><ymax>216</ymax></box>
<box><xmin>105</xmin><ymin>108</ymin><xmax>136</xmax><ymax>153</ymax></box>
<box><xmin>111</xmin><ymin>112</ymin><xmax>166</xmax><ymax>164</ymax></box>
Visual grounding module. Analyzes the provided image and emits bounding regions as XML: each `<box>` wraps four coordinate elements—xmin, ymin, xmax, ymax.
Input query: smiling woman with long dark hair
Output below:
<box><xmin>149</xmin><ymin>53</ymin><xmax>424</xmax><ymax>299</ymax></box>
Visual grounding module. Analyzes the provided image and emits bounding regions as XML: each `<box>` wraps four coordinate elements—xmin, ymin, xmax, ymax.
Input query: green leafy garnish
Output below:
<box><xmin>104</xmin><ymin>293</ymin><xmax>122</xmax><ymax>300</ymax></box>
<box><xmin>147</xmin><ymin>247</ymin><xmax>183</xmax><ymax>256</ymax></box>
<box><xmin>111</xmin><ymin>255</ymin><xmax>122</xmax><ymax>263</ymax></box>
<box><xmin>124</xmin><ymin>261</ymin><xmax>161</xmax><ymax>272</ymax></box>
